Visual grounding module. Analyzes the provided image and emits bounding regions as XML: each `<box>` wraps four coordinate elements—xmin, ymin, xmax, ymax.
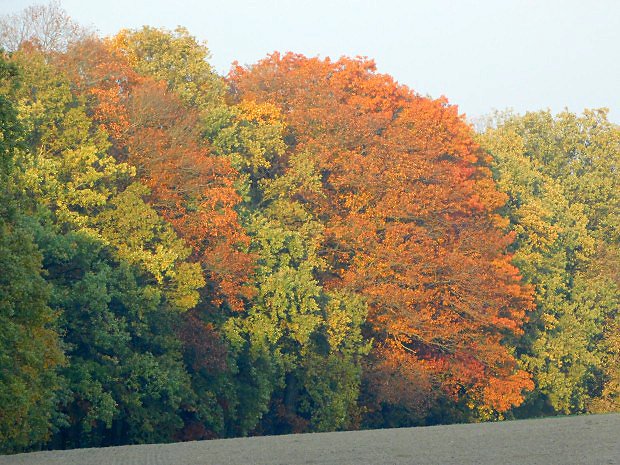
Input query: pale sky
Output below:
<box><xmin>2</xmin><ymin>0</ymin><xmax>619</xmax><ymax>123</ymax></box>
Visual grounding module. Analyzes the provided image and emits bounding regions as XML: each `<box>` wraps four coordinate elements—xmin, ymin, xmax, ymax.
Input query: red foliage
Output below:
<box><xmin>179</xmin><ymin>311</ymin><xmax>228</xmax><ymax>373</ymax></box>
<box><xmin>60</xmin><ymin>39</ymin><xmax>253</xmax><ymax>311</ymax></box>
<box><xmin>231</xmin><ymin>52</ymin><xmax>534</xmax><ymax>412</ymax></box>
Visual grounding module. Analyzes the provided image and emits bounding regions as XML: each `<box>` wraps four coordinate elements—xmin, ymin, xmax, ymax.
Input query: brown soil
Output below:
<box><xmin>2</xmin><ymin>413</ymin><xmax>618</xmax><ymax>465</ymax></box>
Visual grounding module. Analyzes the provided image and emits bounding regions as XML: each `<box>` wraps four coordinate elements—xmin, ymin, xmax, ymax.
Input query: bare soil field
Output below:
<box><xmin>1</xmin><ymin>413</ymin><xmax>618</xmax><ymax>465</ymax></box>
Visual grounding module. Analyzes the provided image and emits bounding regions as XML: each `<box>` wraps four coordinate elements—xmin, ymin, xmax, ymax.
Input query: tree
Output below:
<box><xmin>480</xmin><ymin>110</ymin><xmax>619</xmax><ymax>414</ymax></box>
<box><xmin>231</xmin><ymin>53</ymin><xmax>534</xmax><ymax>423</ymax></box>
<box><xmin>219</xmin><ymin>101</ymin><xmax>369</xmax><ymax>434</ymax></box>
<box><xmin>0</xmin><ymin>54</ymin><xmax>64</xmax><ymax>453</ymax></box>
<box><xmin>111</xmin><ymin>26</ymin><xmax>225</xmax><ymax>115</ymax></box>
<box><xmin>59</xmin><ymin>37</ymin><xmax>252</xmax><ymax>312</ymax></box>
<box><xmin>4</xmin><ymin>42</ymin><xmax>207</xmax><ymax>448</ymax></box>
<box><xmin>0</xmin><ymin>1</ymin><xmax>90</xmax><ymax>53</ymax></box>
<box><xmin>7</xmin><ymin>45</ymin><xmax>133</xmax><ymax>231</ymax></box>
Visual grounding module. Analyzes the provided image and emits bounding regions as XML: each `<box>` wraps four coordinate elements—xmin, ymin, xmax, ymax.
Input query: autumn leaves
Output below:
<box><xmin>0</xmin><ymin>11</ymin><xmax>618</xmax><ymax>453</ymax></box>
<box><xmin>231</xmin><ymin>53</ymin><xmax>535</xmax><ymax>419</ymax></box>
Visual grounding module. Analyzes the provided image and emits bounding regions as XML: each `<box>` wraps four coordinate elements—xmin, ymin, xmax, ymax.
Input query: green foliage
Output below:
<box><xmin>112</xmin><ymin>26</ymin><xmax>230</xmax><ymax>140</ymax></box>
<box><xmin>0</xmin><ymin>54</ymin><xmax>64</xmax><ymax>453</ymax></box>
<box><xmin>8</xmin><ymin>47</ymin><xmax>134</xmax><ymax>230</ymax></box>
<box><xmin>299</xmin><ymin>292</ymin><xmax>369</xmax><ymax>431</ymax></box>
<box><xmin>221</xmin><ymin>111</ymin><xmax>369</xmax><ymax>434</ymax></box>
<box><xmin>481</xmin><ymin>109</ymin><xmax>619</xmax><ymax>415</ymax></box>
<box><xmin>0</xmin><ymin>41</ymin><xmax>207</xmax><ymax>449</ymax></box>
<box><xmin>95</xmin><ymin>182</ymin><xmax>204</xmax><ymax>311</ymax></box>
<box><xmin>113</xmin><ymin>26</ymin><xmax>225</xmax><ymax>112</ymax></box>
<box><xmin>29</xmin><ymin>213</ymin><xmax>195</xmax><ymax>447</ymax></box>
<box><xmin>0</xmin><ymin>216</ymin><xmax>64</xmax><ymax>452</ymax></box>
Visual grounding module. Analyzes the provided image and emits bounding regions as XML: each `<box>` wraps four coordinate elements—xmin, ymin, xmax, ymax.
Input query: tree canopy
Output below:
<box><xmin>0</xmin><ymin>4</ymin><xmax>617</xmax><ymax>453</ymax></box>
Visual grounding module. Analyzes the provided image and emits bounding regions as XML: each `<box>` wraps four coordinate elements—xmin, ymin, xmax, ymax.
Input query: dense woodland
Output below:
<box><xmin>0</xmin><ymin>3</ymin><xmax>618</xmax><ymax>454</ymax></box>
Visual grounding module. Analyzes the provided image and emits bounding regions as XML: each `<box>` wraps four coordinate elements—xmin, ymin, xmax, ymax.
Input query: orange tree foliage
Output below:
<box><xmin>58</xmin><ymin>38</ymin><xmax>252</xmax><ymax>312</ymax></box>
<box><xmin>230</xmin><ymin>53</ymin><xmax>534</xmax><ymax>418</ymax></box>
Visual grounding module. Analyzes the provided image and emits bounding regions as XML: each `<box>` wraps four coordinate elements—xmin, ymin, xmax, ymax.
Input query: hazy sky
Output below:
<box><xmin>2</xmin><ymin>0</ymin><xmax>619</xmax><ymax>123</ymax></box>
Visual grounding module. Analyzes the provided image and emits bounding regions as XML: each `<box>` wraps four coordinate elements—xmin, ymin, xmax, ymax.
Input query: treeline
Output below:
<box><xmin>0</xmin><ymin>3</ymin><xmax>618</xmax><ymax>454</ymax></box>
